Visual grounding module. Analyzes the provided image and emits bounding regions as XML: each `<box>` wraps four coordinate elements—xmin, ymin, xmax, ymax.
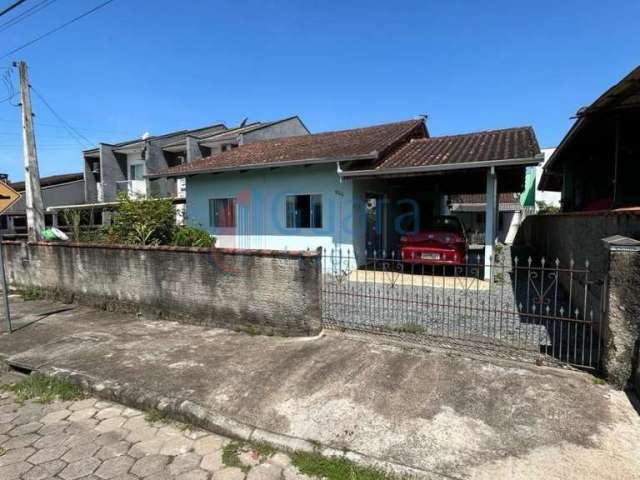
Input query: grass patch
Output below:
<box><xmin>222</xmin><ymin>441</ymin><xmax>249</xmax><ymax>473</ymax></box>
<box><xmin>0</xmin><ymin>446</ymin><xmax>6</xmax><ymax>456</ymax></box>
<box><xmin>391</xmin><ymin>322</ymin><xmax>425</xmax><ymax>335</ymax></box>
<box><xmin>15</xmin><ymin>287</ymin><xmax>43</xmax><ymax>301</ymax></box>
<box><xmin>291</xmin><ymin>451</ymin><xmax>399</xmax><ymax>480</ymax></box>
<box><xmin>144</xmin><ymin>408</ymin><xmax>172</xmax><ymax>425</ymax></box>
<box><xmin>0</xmin><ymin>375</ymin><xmax>84</xmax><ymax>404</ymax></box>
<box><xmin>592</xmin><ymin>377</ymin><xmax>606</xmax><ymax>385</ymax></box>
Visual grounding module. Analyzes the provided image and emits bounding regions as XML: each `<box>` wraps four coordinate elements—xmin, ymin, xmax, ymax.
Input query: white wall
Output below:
<box><xmin>536</xmin><ymin>148</ymin><xmax>561</xmax><ymax>208</ymax></box>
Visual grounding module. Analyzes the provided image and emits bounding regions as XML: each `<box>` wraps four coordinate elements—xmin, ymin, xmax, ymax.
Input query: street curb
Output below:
<box><xmin>11</xmin><ymin>363</ymin><xmax>447</xmax><ymax>480</ymax></box>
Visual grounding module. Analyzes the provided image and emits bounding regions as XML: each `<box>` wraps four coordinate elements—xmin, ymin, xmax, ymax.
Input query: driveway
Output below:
<box><xmin>1</xmin><ymin>298</ymin><xmax>639</xmax><ymax>479</ymax></box>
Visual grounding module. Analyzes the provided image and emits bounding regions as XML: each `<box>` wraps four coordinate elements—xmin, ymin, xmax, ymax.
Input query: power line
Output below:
<box><xmin>0</xmin><ymin>0</ymin><xmax>28</xmax><ymax>18</ymax></box>
<box><xmin>29</xmin><ymin>83</ymin><xmax>94</xmax><ymax>147</ymax></box>
<box><xmin>0</xmin><ymin>0</ymin><xmax>116</xmax><ymax>60</ymax></box>
<box><xmin>0</xmin><ymin>0</ymin><xmax>57</xmax><ymax>33</ymax></box>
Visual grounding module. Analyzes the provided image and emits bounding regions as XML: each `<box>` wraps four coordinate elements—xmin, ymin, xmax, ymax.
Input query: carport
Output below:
<box><xmin>340</xmin><ymin>127</ymin><xmax>543</xmax><ymax>279</ymax></box>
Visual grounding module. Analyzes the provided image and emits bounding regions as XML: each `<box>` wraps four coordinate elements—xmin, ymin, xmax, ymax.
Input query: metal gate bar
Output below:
<box><xmin>321</xmin><ymin>248</ymin><xmax>604</xmax><ymax>370</ymax></box>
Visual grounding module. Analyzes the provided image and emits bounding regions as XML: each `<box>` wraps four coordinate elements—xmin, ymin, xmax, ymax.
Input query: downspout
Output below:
<box><xmin>336</xmin><ymin>161</ymin><xmax>343</xmax><ymax>184</ymax></box>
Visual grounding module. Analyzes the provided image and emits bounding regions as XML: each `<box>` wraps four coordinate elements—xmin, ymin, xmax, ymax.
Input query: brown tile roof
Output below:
<box><xmin>373</xmin><ymin>126</ymin><xmax>540</xmax><ymax>171</ymax></box>
<box><xmin>157</xmin><ymin>119</ymin><xmax>425</xmax><ymax>176</ymax></box>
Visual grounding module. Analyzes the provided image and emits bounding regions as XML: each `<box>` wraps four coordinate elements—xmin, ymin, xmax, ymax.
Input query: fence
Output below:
<box><xmin>321</xmin><ymin>248</ymin><xmax>605</xmax><ymax>369</ymax></box>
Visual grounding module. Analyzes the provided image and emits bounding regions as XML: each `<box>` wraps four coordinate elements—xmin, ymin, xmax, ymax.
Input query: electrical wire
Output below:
<box><xmin>0</xmin><ymin>0</ymin><xmax>57</xmax><ymax>33</ymax></box>
<box><xmin>29</xmin><ymin>84</ymin><xmax>94</xmax><ymax>147</ymax></box>
<box><xmin>0</xmin><ymin>0</ymin><xmax>116</xmax><ymax>60</ymax></box>
<box><xmin>0</xmin><ymin>0</ymin><xmax>28</xmax><ymax>19</ymax></box>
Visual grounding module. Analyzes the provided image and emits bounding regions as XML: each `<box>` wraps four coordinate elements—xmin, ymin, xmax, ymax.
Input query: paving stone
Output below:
<box><xmin>159</xmin><ymin>435</ymin><xmax>193</xmax><ymax>456</ymax></box>
<box><xmin>95</xmin><ymin>401</ymin><xmax>116</xmax><ymax>409</ymax></box>
<box><xmin>27</xmin><ymin>444</ymin><xmax>69</xmax><ymax>464</ymax></box>
<box><xmin>95</xmin><ymin>407</ymin><xmax>124</xmax><ymax>421</ymax></box>
<box><xmin>0</xmin><ymin>460</ymin><xmax>32</xmax><ymax>479</ymax></box>
<box><xmin>130</xmin><ymin>454</ymin><xmax>170</xmax><ymax>477</ymax></box>
<box><xmin>269</xmin><ymin>452</ymin><xmax>292</xmax><ymax>467</ymax></box>
<box><xmin>176</xmin><ymin>469</ymin><xmax>209</xmax><ymax>480</ymax></box>
<box><xmin>238</xmin><ymin>450</ymin><xmax>261</xmax><ymax>468</ymax></box>
<box><xmin>169</xmin><ymin>453</ymin><xmax>202</xmax><ymax>476</ymax></box>
<box><xmin>41</xmin><ymin>409</ymin><xmax>71</xmax><ymax>424</ymax></box>
<box><xmin>2</xmin><ymin>432</ymin><xmax>39</xmax><ymax>449</ymax></box>
<box><xmin>58</xmin><ymin>456</ymin><xmax>101</xmax><ymax>480</ymax></box>
<box><xmin>0</xmin><ymin>446</ymin><xmax>35</xmax><ymax>466</ymax></box>
<box><xmin>39</xmin><ymin>421</ymin><xmax>68</xmax><ymax>436</ymax></box>
<box><xmin>34</xmin><ymin>431</ymin><xmax>73</xmax><ymax>449</ymax></box>
<box><xmin>193</xmin><ymin>434</ymin><xmax>227</xmax><ymax>455</ymax></box>
<box><xmin>128</xmin><ymin>437</ymin><xmax>164</xmax><ymax>457</ymax></box>
<box><xmin>8</xmin><ymin>420</ymin><xmax>42</xmax><ymax>436</ymax></box>
<box><xmin>96</xmin><ymin>429</ymin><xmax>128</xmax><ymax>446</ymax></box>
<box><xmin>63</xmin><ymin>442</ymin><xmax>100</xmax><ymax>462</ymax></box>
<box><xmin>283</xmin><ymin>467</ymin><xmax>312</xmax><ymax>480</ymax></box>
<box><xmin>97</xmin><ymin>441</ymin><xmax>130</xmax><ymax>460</ymax></box>
<box><xmin>216</xmin><ymin>467</ymin><xmax>247</xmax><ymax>480</ymax></box>
<box><xmin>0</xmin><ymin>412</ymin><xmax>18</xmax><ymax>424</ymax></box>
<box><xmin>96</xmin><ymin>417</ymin><xmax>126</xmax><ymax>433</ymax></box>
<box><xmin>64</xmin><ymin>431</ymin><xmax>101</xmax><ymax>449</ymax></box>
<box><xmin>247</xmin><ymin>463</ymin><xmax>284</xmax><ymax>480</ymax></box>
<box><xmin>200</xmin><ymin>451</ymin><xmax>224</xmax><ymax>472</ymax></box>
<box><xmin>69</xmin><ymin>399</ymin><xmax>97</xmax><ymax>411</ymax></box>
<box><xmin>68</xmin><ymin>408</ymin><xmax>98</xmax><ymax>422</ymax></box>
<box><xmin>94</xmin><ymin>455</ymin><xmax>135</xmax><ymax>479</ymax></box>
<box><xmin>125</xmin><ymin>425</ymin><xmax>157</xmax><ymax>443</ymax></box>
<box><xmin>0</xmin><ymin>421</ymin><xmax>16</xmax><ymax>434</ymax></box>
<box><xmin>121</xmin><ymin>408</ymin><xmax>141</xmax><ymax>418</ymax></box>
<box><xmin>183</xmin><ymin>428</ymin><xmax>210</xmax><ymax>440</ymax></box>
<box><xmin>22</xmin><ymin>459</ymin><xmax>67</xmax><ymax>480</ymax></box>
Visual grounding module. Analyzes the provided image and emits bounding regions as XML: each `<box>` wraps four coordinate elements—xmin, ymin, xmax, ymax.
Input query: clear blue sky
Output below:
<box><xmin>1</xmin><ymin>0</ymin><xmax>639</xmax><ymax>182</ymax></box>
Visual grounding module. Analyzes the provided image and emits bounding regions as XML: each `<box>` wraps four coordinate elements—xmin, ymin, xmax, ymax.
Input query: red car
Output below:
<box><xmin>400</xmin><ymin>216</ymin><xmax>468</xmax><ymax>265</ymax></box>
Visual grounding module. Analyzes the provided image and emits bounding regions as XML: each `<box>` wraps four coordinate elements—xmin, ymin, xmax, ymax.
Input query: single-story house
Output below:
<box><xmin>152</xmin><ymin>118</ymin><xmax>542</xmax><ymax>271</ymax></box>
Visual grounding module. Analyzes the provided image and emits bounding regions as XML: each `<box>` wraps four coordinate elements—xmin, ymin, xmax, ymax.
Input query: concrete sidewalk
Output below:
<box><xmin>1</xmin><ymin>298</ymin><xmax>639</xmax><ymax>479</ymax></box>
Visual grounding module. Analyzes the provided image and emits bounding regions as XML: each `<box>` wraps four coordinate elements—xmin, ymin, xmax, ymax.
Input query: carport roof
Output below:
<box><xmin>341</xmin><ymin>126</ymin><xmax>541</xmax><ymax>177</ymax></box>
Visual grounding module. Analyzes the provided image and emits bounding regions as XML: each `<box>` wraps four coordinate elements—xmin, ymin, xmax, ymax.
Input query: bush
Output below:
<box><xmin>172</xmin><ymin>225</ymin><xmax>214</xmax><ymax>247</ymax></box>
<box><xmin>108</xmin><ymin>194</ymin><xmax>176</xmax><ymax>245</ymax></box>
<box><xmin>536</xmin><ymin>201</ymin><xmax>560</xmax><ymax>215</ymax></box>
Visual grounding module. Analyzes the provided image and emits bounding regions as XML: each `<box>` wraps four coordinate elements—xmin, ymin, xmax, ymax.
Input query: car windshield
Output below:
<box><xmin>427</xmin><ymin>217</ymin><xmax>462</xmax><ymax>232</ymax></box>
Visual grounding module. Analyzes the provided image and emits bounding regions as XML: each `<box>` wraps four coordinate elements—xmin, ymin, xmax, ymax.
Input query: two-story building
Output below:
<box><xmin>82</xmin><ymin>116</ymin><xmax>309</xmax><ymax>206</ymax></box>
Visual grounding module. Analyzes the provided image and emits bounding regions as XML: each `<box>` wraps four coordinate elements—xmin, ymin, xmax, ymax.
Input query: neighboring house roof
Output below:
<box><xmin>154</xmin><ymin>119</ymin><xmax>426</xmax><ymax>177</ymax></box>
<box><xmin>370</xmin><ymin>127</ymin><xmax>540</xmax><ymax>171</ymax></box>
<box><xmin>82</xmin><ymin>122</ymin><xmax>228</xmax><ymax>155</ymax></box>
<box><xmin>540</xmin><ymin>65</ymin><xmax>640</xmax><ymax>190</ymax></box>
<box><xmin>10</xmin><ymin>173</ymin><xmax>84</xmax><ymax>192</ymax></box>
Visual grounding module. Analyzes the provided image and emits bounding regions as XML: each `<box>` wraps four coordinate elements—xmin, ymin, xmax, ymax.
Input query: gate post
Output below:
<box><xmin>601</xmin><ymin>235</ymin><xmax>640</xmax><ymax>389</ymax></box>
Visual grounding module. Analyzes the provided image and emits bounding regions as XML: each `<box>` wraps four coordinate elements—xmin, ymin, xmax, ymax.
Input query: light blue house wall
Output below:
<box><xmin>186</xmin><ymin>165</ymin><xmax>361</xmax><ymax>258</ymax></box>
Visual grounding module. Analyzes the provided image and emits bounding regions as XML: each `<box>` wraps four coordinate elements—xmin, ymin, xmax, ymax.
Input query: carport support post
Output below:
<box><xmin>484</xmin><ymin>167</ymin><xmax>497</xmax><ymax>280</ymax></box>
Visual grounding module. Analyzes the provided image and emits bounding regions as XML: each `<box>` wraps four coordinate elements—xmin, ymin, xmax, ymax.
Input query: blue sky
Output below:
<box><xmin>1</xmin><ymin>0</ymin><xmax>639</xmax><ymax>181</ymax></box>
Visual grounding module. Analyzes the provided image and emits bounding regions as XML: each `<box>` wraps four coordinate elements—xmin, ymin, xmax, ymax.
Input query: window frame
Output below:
<box><xmin>208</xmin><ymin>196</ymin><xmax>237</xmax><ymax>229</ymax></box>
<box><xmin>129</xmin><ymin>162</ymin><xmax>145</xmax><ymax>181</ymax></box>
<box><xmin>285</xmin><ymin>193</ymin><xmax>323</xmax><ymax>229</ymax></box>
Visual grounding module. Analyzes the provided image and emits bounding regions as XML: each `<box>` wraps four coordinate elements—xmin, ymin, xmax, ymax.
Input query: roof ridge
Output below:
<box><xmin>418</xmin><ymin>126</ymin><xmax>534</xmax><ymax>142</ymax></box>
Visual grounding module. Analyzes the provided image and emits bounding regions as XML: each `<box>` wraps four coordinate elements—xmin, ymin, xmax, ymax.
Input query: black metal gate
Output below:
<box><xmin>321</xmin><ymin>248</ymin><xmax>605</xmax><ymax>370</ymax></box>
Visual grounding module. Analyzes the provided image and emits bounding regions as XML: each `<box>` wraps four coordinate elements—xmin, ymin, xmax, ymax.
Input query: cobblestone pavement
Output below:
<box><xmin>0</xmin><ymin>374</ymin><xmax>309</xmax><ymax>480</ymax></box>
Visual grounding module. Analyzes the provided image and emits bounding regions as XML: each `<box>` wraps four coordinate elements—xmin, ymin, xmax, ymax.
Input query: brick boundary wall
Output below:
<box><xmin>1</xmin><ymin>241</ymin><xmax>322</xmax><ymax>336</ymax></box>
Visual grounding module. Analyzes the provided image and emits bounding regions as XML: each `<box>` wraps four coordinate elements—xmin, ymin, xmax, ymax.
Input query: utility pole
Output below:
<box><xmin>15</xmin><ymin>60</ymin><xmax>45</xmax><ymax>241</ymax></box>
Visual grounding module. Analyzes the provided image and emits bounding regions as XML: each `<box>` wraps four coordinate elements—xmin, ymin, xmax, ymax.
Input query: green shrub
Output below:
<box><xmin>108</xmin><ymin>194</ymin><xmax>176</xmax><ymax>245</ymax></box>
<box><xmin>172</xmin><ymin>225</ymin><xmax>215</xmax><ymax>247</ymax></box>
